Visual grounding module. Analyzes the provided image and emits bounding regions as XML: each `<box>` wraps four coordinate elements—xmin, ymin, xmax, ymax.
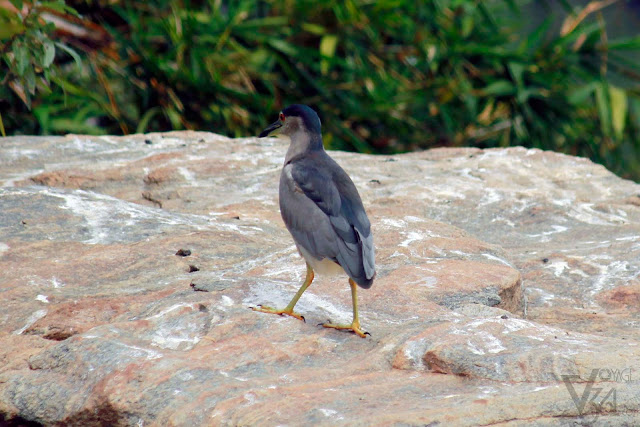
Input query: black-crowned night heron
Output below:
<box><xmin>252</xmin><ymin>104</ymin><xmax>375</xmax><ymax>338</ymax></box>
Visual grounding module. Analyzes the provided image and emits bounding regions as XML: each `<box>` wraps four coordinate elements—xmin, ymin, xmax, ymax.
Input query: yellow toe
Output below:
<box><xmin>251</xmin><ymin>305</ymin><xmax>305</xmax><ymax>322</ymax></box>
<box><xmin>321</xmin><ymin>321</ymin><xmax>369</xmax><ymax>338</ymax></box>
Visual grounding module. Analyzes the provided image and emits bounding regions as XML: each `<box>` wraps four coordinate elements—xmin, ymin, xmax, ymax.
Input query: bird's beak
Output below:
<box><xmin>259</xmin><ymin>120</ymin><xmax>282</xmax><ymax>138</ymax></box>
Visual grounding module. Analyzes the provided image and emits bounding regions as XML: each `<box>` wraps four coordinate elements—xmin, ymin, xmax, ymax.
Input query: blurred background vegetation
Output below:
<box><xmin>1</xmin><ymin>0</ymin><xmax>640</xmax><ymax>180</ymax></box>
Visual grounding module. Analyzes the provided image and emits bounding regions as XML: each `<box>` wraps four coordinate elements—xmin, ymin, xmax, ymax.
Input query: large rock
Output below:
<box><xmin>0</xmin><ymin>132</ymin><xmax>639</xmax><ymax>425</ymax></box>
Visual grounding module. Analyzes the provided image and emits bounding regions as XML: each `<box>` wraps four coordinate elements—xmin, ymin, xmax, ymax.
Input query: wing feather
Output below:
<box><xmin>279</xmin><ymin>154</ymin><xmax>375</xmax><ymax>288</ymax></box>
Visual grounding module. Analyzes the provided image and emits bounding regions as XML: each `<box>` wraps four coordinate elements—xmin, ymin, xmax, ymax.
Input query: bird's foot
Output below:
<box><xmin>251</xmin><ymin>305</ymin><xmax>305</xmax><ymax>322</ymax></box>
<box><xmin>321</xmin><ymin>320</ymin><xmax>370</xmax><ymax>338</ymax></box>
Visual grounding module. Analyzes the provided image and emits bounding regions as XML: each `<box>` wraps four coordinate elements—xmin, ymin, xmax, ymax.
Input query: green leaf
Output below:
<box><xmin>25</xmin><ymin>65</ymin><xmax>36</xmax><ymax>94</ymax></box>
<box><xmin>631</xmin><ymin>97</ymin><xmax>640</xmax><ymax>127</ymax></box>
<box><xmin>607</xmin><ymin>35</ymin><xmax>640</xmax><ymax>51</ymax></box>
<box><xmin>0</xmin><ymin>22</ymin><xmax>23</xmax><ymax>40</ymax></box>
<box><xmin>461</xmin><ymin>15</ymin><xmax>473</xmax><ymax>38</ymax></box>
<box><xmin>609</xmin><ymin>86</ymin><xmax>627</xmax><ymax>140</ymax></box>
<box><xmin>237</xmin><ymin>16</ymin><xmax>288</xmax><ymax>28</ymax></box>
<box><xmin>38</xmin><ymin>1</ymin><xmax>79</xmax><ymax>17</ymax></box>
<box><xmin>302</xmin><ymin>23</ymin><xmax>326</xmax><ymax>35</ymax></box>
<box><xmin>522</xmin><ymin>16</ymin><xmax>551</xmax><ymax>51</ymax></box>
<box><xmin>555</xmin><ymin>22</ymin><xmax>601</xmax><ymax>48</ymax></box>
<box><xmin>38</xmin><ymin>1</ymin><xmax>65</xmax><ymax>12</ymax></box>
<box><xmin>0</xmin><ymin>111</ymin><xmax>5</xmax><ymax>137</ymax></box>
<box><xmin>165</xmin><ymin>107</ymin><xmax>182</xmax><ymax>129</ymax></box>
<box><xmin>595</xmin><ymin>83</ymin><xmax>612</xmax><ymax>137</ymax></box>
<box><xmin>8</xmin><ymin>0</ymin><xmax>23</xmax><ymax>11</ymax></box>
<box><xmin>268</xmin><ymin>39</ymin><xmax>298</xmax><ymax>56</ymax></box>
<box><xmin>136</xmin><ymin>106</ymin><xmax>162</xmax><ymax>133</ymax></box>
<box><xmin>568</xmin><ymin>82</ymin><xmax>598</xmax><ymax>105</ymax></box>
<box><xmin>508</xmin><ymin>62</ymin><xmax>525</xmax><ymax>88</ymax></box>
<box><xmin>50</xmin><ymin>118</ymin><xmax>103</xmax><ymax>134</ymax></box>
<box><xmin>481</xmin><ymin>80</ymin><xmax>515</xmax><ymax>97</ymax></box>
<box><xmin>43</xmin><ymin>40</ymin><xmax>55</xmax><ymax>67</ymax></box>
<box><xmin>248</xmin><ymin>48</ymin><xmax>270</xmax><ymax>68</ymax></box>
<box><xmin>320</xmin><ymin>34</ymin><xmax>338</xmax><ymax>75</ymax></box>
<box><xmin>13</xmin><ymin>42</ymin><xmax>28</xmax><ymax>76</ymax></box>
<box><xmin>54</xmin><ymin>42</ymin><xmax>82</xmax><ymax>70</ymax></box>
<box><xmin>320</xmin><ymin>34</ymin><xmax>338</xmax><ymax>58</ymax></box>
<box><xmin>64</xmin><ymin>5</ymin><xmax>80</xmax><ymax>17</ymax></box>
<box><xmin>516</xmin><ymin>88</ymin><xmax>545</xmax><ymax>104</ymax></box>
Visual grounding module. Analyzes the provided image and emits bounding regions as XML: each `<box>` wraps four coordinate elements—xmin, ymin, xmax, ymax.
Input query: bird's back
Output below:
<box><xmin>279</xmin><ymin>150</ymin><xmax>375</xmax><ymax>288</ymax></box>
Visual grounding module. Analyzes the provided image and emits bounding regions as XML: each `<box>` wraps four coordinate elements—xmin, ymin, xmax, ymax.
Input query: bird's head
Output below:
<box><xmin>259</xmin><ymin>104</ymin><xmax>322</xmax><ymax>138</ymax></box>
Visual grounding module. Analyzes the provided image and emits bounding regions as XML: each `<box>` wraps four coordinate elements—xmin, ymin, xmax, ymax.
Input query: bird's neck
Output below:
<box><xmin>284</xmin><ymin>130</ymin><xmax>324</xmax><ymax>164</ymax></box>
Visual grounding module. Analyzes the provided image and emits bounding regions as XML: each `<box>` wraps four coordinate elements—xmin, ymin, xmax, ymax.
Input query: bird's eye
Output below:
<box><xmin>279</xmin><ymin>112</ymin><xmax>285</xmax><ymax>122</ymax></box>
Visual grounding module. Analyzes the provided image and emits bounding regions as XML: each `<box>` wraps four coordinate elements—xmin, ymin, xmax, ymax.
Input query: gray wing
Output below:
<box><xmin>279</xmin><ymin>156</ymin><xmax>375</xmax><ymax>288</ymax></box>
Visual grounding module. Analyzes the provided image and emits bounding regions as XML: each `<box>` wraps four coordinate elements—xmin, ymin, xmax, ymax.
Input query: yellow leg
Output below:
<box><xmin>322</xmin><ymin>278</ymin><xmax>369</xmax><ymax>338</ymax></box>
<box><xmin>252</xmin><ymin>263</ymin><xmax>314</xmax><ymax>322</ymax></box>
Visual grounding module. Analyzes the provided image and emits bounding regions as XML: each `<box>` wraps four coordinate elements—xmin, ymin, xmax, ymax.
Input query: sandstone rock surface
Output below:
<box><xmin>1</xmin><ymin>132</ymin><xmax>639</xmax><ymax>425</ymax></box>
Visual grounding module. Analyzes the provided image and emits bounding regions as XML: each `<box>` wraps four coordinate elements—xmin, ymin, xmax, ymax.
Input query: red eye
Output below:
<box><xmin>279</xmin><ymin>112</ymin><xmax>285</xmax><ymax>122</ymax></box>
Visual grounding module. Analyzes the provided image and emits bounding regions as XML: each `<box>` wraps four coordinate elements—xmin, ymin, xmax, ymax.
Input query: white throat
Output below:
<box><xmin>284</xmin><ymin>128</ymin><xmax>312</xmax><ymax>164</ymax></box>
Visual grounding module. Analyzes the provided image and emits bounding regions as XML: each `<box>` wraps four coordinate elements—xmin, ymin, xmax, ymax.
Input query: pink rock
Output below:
<box><xmin>0</xmin><ymin>133</ymin><xmax>639</xmax><ymax>424</ymax></box>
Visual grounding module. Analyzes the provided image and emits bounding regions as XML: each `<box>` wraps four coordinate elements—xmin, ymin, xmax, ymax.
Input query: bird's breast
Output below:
<box><xmin>280</xmin><ymin>164</ymin><xmax>301</xmax><ymax>192</ymax></box>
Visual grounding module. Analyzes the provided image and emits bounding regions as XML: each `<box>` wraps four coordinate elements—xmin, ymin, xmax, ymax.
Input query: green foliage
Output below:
<box><xmin>1</xmin><ymin>0</ymin><xmax>640</xmax><ymax>180</ymax></box>
<box><xmin>0</xmin><ymin>0</ymin><xmax>81</xmax><ymax>135</ymax></box>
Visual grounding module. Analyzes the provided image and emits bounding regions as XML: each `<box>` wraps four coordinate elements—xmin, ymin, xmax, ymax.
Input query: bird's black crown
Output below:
<box><xmin>282</xmin><ymin>104</ymin><xmax>322</xmax><ymax>134</ymax></box>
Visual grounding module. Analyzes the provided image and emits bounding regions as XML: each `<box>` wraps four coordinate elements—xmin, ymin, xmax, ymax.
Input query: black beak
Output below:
<box><xmin>259</xmin><ymin>120</ymin><xmax>282</xmax><ymax>138</ymax></box>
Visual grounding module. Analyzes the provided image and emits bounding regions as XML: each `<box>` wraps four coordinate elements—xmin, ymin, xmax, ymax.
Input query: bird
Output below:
<box><xmin>252</xmin><ymin>104</ymin><xmax>375</xmax><ymax>338</ymax></box>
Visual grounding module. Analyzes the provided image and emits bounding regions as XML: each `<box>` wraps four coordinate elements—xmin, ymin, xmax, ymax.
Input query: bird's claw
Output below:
<box><xmin>251</xmin><ymin>305</ymin><xmax>306</xmax><ymax>322</ymax></box>
<box><xmin>321</xmin><ymin>321</ymin><xmax>369</xmax><ymax>338</ymax></box>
